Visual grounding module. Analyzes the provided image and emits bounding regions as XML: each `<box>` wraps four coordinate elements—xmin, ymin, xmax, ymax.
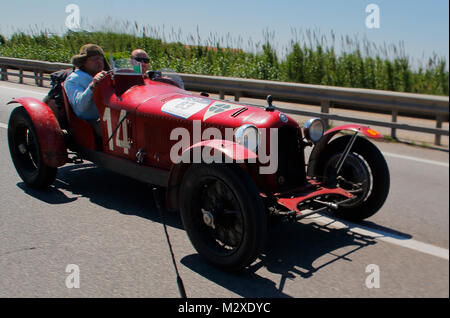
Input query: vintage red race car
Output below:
<box><xmin>7</xmin><ymin>64</ymin><xmax>390</xmax><ymax>271</ymax></box>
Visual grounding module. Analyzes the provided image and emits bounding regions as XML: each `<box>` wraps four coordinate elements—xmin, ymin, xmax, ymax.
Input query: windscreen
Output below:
<box><xmin>111</xmin><ymin>57</ymin><xmax>143</xmax><ymax>75</ymax></box>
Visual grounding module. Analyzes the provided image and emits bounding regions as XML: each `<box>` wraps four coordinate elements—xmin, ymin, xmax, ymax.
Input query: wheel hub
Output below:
<box><xmin>18</xmin><ymin>143</ymin><xmax>27</xmax><ymax>154</ymax></box>
<box><xmin>325</xmin><ymin>153</ymin><xmax>372</xmax><ymax>207</ymax></box>
<box><xmin>201</xmin><ymin>208</ymin><xmax>216</xmax><ymax>229</ymax></box>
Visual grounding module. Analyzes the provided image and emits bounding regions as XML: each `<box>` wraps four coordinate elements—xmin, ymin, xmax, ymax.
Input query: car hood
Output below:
<box><xmin>136</xmin><ymin>91</ymin><xmax>298</xmax><ymax>129</ymax></box>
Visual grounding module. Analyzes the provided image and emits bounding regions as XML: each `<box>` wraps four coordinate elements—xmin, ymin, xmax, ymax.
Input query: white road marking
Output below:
<box><xmin>308</xmin><ymin>215</ymin><xmax>449</xmax><ymax>260</ymax></box>
<box><xmin>0</xmin><ymin>84</ymin><xmax>46</xmax><ymax>96</ymax></box>
<box><xmin>383</xmin><ymin>152</ymin><xmax>449</xmax><ymax>168</ymax></box>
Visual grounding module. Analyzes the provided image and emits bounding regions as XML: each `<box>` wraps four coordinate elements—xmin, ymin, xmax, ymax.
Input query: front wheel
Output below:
<box><xmin>8</xmin><ymin>107</ymin><xmax>57</xmax><ymax>189</ymax></box>
<box><xmin>316</xmin><ymin>135</ymin><xmax>390</xmax><ymax>221</ymax></box>
<box><xmin>179</xmin><ymin>164</ymin><xmax>267</xmax><ymax>271</ymax></box>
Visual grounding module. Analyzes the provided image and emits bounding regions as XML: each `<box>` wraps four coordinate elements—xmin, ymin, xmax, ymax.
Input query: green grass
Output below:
<box><xmin>382</xmin><ymin>135</ymin><xmax>398</xmax><ymax>142</ymax></box>
<box><xmin>0</xmin><ymin>27</ymin><xmax>448</xmax><ymax>96</ymax></box>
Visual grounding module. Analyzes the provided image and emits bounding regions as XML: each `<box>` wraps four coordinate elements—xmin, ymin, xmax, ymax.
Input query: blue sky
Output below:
<box><xmin>0</xmin><ymin>0</ymin><xmax>448</xmax><ymax>67</ymax></box>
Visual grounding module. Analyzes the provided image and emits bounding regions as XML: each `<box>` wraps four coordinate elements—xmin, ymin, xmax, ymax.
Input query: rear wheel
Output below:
<box><xmin>179</xmin><ymin>164</ymin><xmax>267</xmax><ymax>271</ymax></box>
<box><xmin>316</xmin><ymin>135</ymin><xmax>390</xmax><ymax>221</ymax></box>
<box><xmin>8</xmin><ymin>107</ymin><xmax>57</xmax><ymax>189</ymax></box>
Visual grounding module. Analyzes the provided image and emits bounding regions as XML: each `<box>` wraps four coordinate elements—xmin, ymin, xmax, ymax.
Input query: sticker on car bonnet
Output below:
<box><xmin>161</xmin><ymin>97</ymin><xmax>211</xmax><ymax>119</ymax></box>
<box><xmin>203</xmin><ymin>101</ymin><xmax>243</xmax><ymax>120</ymax></box>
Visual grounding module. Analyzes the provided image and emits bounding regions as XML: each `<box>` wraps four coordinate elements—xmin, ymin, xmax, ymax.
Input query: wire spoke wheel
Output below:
<box><xmin>180</xmin><ymin>164</ymin><xmax>267</xmax><ymax>271</ymax></box>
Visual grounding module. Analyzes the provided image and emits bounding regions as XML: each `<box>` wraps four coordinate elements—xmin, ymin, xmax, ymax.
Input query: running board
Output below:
<box><xmin>77</xmin><ymin>148</ymin><xmax>169</xmax><ymax>187</ymax></box>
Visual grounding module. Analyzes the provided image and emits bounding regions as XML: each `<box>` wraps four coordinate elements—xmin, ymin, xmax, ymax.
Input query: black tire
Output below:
<box><xmin>179</xmin><ymin>164</ymin><xmax>267</xmax><ymax>271</ymax></box>
<box><xmin>8</xmin><ymin>107</ymin><xmax>57</xmax><ymax>189</ymax></box>
<box><xmin>315</xmin><ymin>135</ymin><xmax>390</xmax><ymax>221</ymax></box>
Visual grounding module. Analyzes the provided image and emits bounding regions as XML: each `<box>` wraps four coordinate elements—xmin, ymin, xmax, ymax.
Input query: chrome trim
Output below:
<box><xmin>234</xmin><ymin>124</ymin><xmax>260</xmax><ymax>152</ymax></box>
<box><xmin>303</xmin><ymin>118</ymin><xmax>324</xmax><ymax>143</ymax></box>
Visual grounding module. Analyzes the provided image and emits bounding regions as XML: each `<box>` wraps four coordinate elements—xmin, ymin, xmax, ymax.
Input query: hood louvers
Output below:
<box><xmin>231</xmin><ymin>107</ymin><xmax>248</xmax><ymax>118</ymax></box>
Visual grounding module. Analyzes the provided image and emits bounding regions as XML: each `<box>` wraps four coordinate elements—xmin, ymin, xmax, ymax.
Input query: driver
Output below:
<box><xmin>64</xmin><ymin>44</ymin><xmax>110</xmax><ymax>135</ymax></box>
<box><xmin>130</xmin><ymin>49</ymin><xmax>150</xmax><ymax>76</ymax></box>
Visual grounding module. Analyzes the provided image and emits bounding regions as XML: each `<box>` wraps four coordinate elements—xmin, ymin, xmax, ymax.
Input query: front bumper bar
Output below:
<box><xmin>272</xmin><ymin>178</ymin><xmax>355</xmax><ymax>219</ymax></box>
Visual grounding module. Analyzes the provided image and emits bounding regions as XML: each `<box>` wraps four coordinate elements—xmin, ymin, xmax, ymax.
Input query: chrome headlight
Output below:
<box><xmin>303</xmin><ymin>118</ymin><xmax>324</xmax><ymax>143</ymax></box>
<box><xmin>235</xmin><ymin>124</ymin><xmax>259</xmax><ymax>152</ymax></box>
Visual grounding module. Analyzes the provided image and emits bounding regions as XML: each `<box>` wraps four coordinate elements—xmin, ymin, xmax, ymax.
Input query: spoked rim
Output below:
<box><xmin>191</xmin><ymin>176</ymin><xmax>245</xmax><ymax>256</ymax></box>
<box><xmin>324</xmin><ymin>152</ymin><xmax>373</xmax><ymax>207</ymax></box>
<box><xmin>12</xmin><ymin>123</ymin><xmax>41</xmax><ymax>175</ymax></box>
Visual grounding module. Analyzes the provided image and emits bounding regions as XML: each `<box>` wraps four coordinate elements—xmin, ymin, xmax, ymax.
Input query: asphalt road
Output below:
<box><xmin>0</xmin><ymin>81</ymin><xmax>448</xmax><ymax>298</ymax></box>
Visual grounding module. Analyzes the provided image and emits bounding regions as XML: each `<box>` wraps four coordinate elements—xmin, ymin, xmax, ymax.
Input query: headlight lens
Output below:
<box><xmin>235</xmin><ymin>124</ymin><xmax>259</xmax><ymax>152</ymax></box>
<box><xmin>304</xmin><ymin>118</ymin><xmax>324</xmax><ymax>143</ymax></box>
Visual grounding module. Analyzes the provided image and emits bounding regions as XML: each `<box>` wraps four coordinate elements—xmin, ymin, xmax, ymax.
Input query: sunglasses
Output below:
<box><xmin>134</xmin><ymin>57</ymin><xmax>150</xmax><ymax>64</ymax></box>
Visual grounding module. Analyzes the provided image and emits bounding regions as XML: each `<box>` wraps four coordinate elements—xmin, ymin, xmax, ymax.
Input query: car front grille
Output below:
<box><xmin>275</xmin><ymin>125</ymin><xmax>306</xmax><ymax>190</ymax></box>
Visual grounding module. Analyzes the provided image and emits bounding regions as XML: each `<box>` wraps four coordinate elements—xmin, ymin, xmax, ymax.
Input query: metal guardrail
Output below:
<box><xmin>0</xmin><ymin>57</ymin><xmax>71</xmax><ymax>86</ymax></box>
<box><xmin>1</xmin><ymin>56</ymin><xmax>449</xmax><ymax>145</ymax></box>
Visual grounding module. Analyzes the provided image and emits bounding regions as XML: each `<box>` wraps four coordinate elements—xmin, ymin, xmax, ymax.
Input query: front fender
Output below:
<box><xmin>325</xmin><ymin>124</ymin><xmax>382</xmax><ymax>139</ymax></box>
<box><xmin>8</xmin><ymin>97</ymin><xmax>67</xmax><ymax>167</ymax></box>
<box><xmin>165</xmin><ymin>139</ymin><xmax>257</xmax><ymax>212</ymax></box>
<box><xmin>182</xmin><ymin>139</ymin><xmax>258</xmax><ymax>163</ymax></box>
<box><xmin>307</xmin><ymin>124</ymin><xmax>381</xmax><ymax>176</ymax></box>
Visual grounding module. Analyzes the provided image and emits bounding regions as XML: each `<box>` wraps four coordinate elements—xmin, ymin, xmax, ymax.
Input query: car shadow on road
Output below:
<box><xmin>16</xmin><ymin>182</ymin><xmax>78</xmax><ymax>205</ymax></box>
<box><xmin>17</xmin><ymin>163</ymin><xmax>184</xmax><ymax>230</ymax></box>
<box><xmin>180</xmin><ymin>219</ymin><xmax>384</xmax><ymax>298</ymax></box>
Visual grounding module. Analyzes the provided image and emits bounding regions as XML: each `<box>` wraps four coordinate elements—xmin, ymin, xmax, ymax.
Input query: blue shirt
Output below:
<box><xmin>64</xmin><ymin>69</ymin><xmax>98</xmax><ymax>120</ymax></box>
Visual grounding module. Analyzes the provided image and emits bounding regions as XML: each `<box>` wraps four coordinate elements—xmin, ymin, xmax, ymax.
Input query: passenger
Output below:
<box><xmin>130</xmin><ymin>49</ymin><xmax>150</xmax><ymax>76</ymax></box>
<box><xmin>64</xmin><ymin>44</ymin><xmax>110</xmax><ymax>136</ymax></box>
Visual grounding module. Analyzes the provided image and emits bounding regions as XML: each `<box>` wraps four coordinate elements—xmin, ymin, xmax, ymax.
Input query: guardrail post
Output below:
<box><xmin>321</xmin><ymin>100</ymin><xmax>330</xmax><ymax>128</ymax></box>
<box><xmin>19</xmin><ymin>69</ymin><xmax>24</xmax><ymax>84</ymax></box>
<box><xmin>435</xmin><ymin>115</ymin><xmax>444</xmax><ymax>146</ymax></box>
<box><xmin>1</xmin><ymin>66</ymin><xmax>8</xmax><ymax>81</ymax></box>
<box><xmin>34</xmin><ymin>72</ymin><xmax>39</xmax><ymax>86</ymax></box>
<box><xmin>234</xmin><ymin>92</ymin><xmax>242</xmax><ymax>102</ymax></box>
<box><xmin>219</xmin><ymin>90</ymin><xmax>225</xmax><ymax>100</ymax></box>
<box><xmin>391</xmin><ymin>109</ymin><xmax>398</xmax><ymax>139</ymax></box>
<box><xmin>38</xmin><ymin>72</ymin><xmax>44</xmax><ymax>87</ymax></box>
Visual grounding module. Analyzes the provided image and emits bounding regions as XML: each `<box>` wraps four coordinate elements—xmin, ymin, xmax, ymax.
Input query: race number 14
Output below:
<box><xmin>102</xmin><ymin>107</ymin><xmax>131</xmax><ymax>154</ymax></box>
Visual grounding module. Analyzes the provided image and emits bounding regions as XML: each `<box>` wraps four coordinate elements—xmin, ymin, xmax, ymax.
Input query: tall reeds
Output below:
<box><xmin>0</xmin><ymin>25</ymin><xmax>447</xmax><ymax>96</ymax></box>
